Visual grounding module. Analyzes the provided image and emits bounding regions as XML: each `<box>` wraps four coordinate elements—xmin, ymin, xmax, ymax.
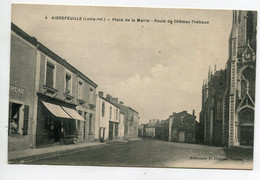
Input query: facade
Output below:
<box><xmin>9</xmin><ymin>24</ymin><xmax>38</xmax><ymax>151</ymax></box>
<box><xmin>155</xmin><ymin>119</ymin><xmax>169</xmax><ymax>141</ymax></box>
<box><xmin>200</xmin><ymin>69</ymin><xmax>226</xmax><ymax>146</ymax></box>
<box><xmin>95</xmin><ymin>92</ymin><xmax>121</xmax><ymax>141</ymax></box>
<box><xmin>169</xmin><ymin>111</ymin><xmax>198</xmax><ymax>143</ymax></box>
<box><xmin>138</xmin><ymin>124</ymin><xmax>145</xmax><ymax>137</ymax></box>
<box><xmin>200</xmin><ymin>10</ymin><xmax>257</xmax><ymax>147</ymax></box>
<box><xmin>108</xmin><ymin>95</ymin><xmax>139</xmax><ymax>139</ymax></box>
<box><xmin>9</xmin><ymin>23</ymin><xmax>98</xmax><ymax>150</ymax></box>
<box><xmin>144</xmin><ymin>119</ymin><xmax>160</xmax><ymax>137</ymax></box>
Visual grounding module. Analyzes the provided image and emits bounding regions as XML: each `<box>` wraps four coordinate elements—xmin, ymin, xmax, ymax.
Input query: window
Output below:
<box><xmin>109</xmin><ymin>106</ymin><xmax>112</xmax><ymax>119</ymax></box>
<box><xmin>102</xmin><ymin>102</ymin><xmax>105</xmax><ymax>117</ymax></box>
<box><xmin>78</xmin><ymin>81</ymin><xmax>83</xmax><ymax>100</ymax></box>
<box><xmin>116</xmin><ymin>109</ymin><xmax>118</xmax><ymax>120</ymax></box>
<box><xmin>180</xmin><ymin>116</ymin><xmax>184</xmax><ymax>124</ymax></box>
<box><xmin>89</xmin><ymin>114</ymin><xmax>93</xmax><ymax>133</ymax></box>
<box><xmin>65</xmin><ymin>73</ymin><xmax>71</xmax><ymax>94</ymax></box>
<box><xmin>46</xmin><ymin>62</ymin><xmax>55</xmax><ymax>88</ymax></box>
<box><xmin>9</xmin><ymin>102</ymin><xmax>22</xmax><ymax>134</ymax></box>
<box><xmin>89</xmin><ymin>88</ymin><xmax>94</xmax><ymax>104</ymax></box>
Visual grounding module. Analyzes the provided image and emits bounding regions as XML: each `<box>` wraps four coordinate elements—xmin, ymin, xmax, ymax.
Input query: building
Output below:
<box><xmin>155</xmin><ymin>119</ymin><xmax>169</xmax><ymax>141</ymax></box>
<box><xmin>9</xmin><ymin>23</ymin><xmax>98</xmax><ymax>150</ymax></box>
<box><xmin>169</xmin><ymin>110</ymin><xmax>198</xmax><ymax>143</ymax></box>
<box><xmin>200</xmin><ymin>69</ymin><xmax>226</xmax><ymax>146</ymax></box>
<box><xmin>95</xmin><ymin>92</ymin><xmax>122</xmax><ymax>141</ymax></box>
<box><xmin>138</xmin><ymin>124</ymin><xmax>145</xmax><ymax>137</ymax></box>
<box><xmin>108</xmin><ymin>95</ymin><xmax>139</xmax><ymax>139</ymax></box>
<box><xmin>144</xmin><ymin>119</ymin><xmax>160</xmax><ymax>137</ymax></box>
<box><xmin>200</xmin><ymin>10</ymin><xmax>256</xmax><ymax>147</ymax></box>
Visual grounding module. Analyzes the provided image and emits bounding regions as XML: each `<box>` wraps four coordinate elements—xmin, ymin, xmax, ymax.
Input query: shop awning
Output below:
<box><xmin>42</xmin><ymin>101</ymin><xmax>71</xmax><ymax>119</ymax></box>
<box><xmin>61</xmin><ymin>106</ymin><xmax>86</xmax><ymax>121</ymax></box>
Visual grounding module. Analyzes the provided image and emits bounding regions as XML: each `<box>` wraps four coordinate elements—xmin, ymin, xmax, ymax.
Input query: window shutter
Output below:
<box><xmin>23</xmin><ymin>105</ymin><xmax>29</xmax><ymax>135</ymax></box>
<box><xmin>8</xmin><ymin>102</ymin><xmax>12</xmax><ymax>135</ymax></box>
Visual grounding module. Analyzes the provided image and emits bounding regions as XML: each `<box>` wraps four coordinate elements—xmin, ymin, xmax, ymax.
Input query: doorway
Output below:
<box><xmin>238</xmin><ymin>108</ymin><xmax>254</xmax><ymax>146</ymax></box>
<box><xmin>109</xmin><ymin>121</ymin><xmax>113</xmax><ymax>140</ymax></box>
<box><xmin>179</xmin><ymin>131</ymin><xmax>185</xmax><ymax>142</ymax></box>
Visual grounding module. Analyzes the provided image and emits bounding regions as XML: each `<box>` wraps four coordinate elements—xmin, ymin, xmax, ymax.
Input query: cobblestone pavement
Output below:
<box><xmin>27</xmin><ymin>138</ymin><xmax>253</xmax><ymax>169</ymax></box>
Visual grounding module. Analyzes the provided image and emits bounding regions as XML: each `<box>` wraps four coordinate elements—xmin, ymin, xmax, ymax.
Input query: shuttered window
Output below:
<box><xmin>78</xmin><ymin>81</ymin><xmax>83</xmax><ymax>100</ymax></box>
<box><xmin>102</xmin><ymin>102</ymin><xmax>105</xmax><ymax>117</ymax></box>
<box><xmin>23</xmin><ymin>105</ymin><xmax>29</xmax><ymax>135</ymax></box>
<box><xmin>89</xmin><ymin>114</ymin><xmax>93</xmax><ymax>133</ymax></box>
<box><xmin>65</xmin><ymin>74</ymin><xmax>71</xmax><ymax>94</ymax></box>
<box><xmin>46</xmin><ymin>62</ymin><xmax>55</xmax><ymax>88</ymax></box>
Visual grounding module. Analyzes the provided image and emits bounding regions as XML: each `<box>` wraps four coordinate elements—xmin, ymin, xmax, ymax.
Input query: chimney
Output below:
<box><xmin>112</xmin><ymin>97</ymin><xmax>119</xmax><ymax>103</ymax></box>
<box><xmin>99</xmin><ymin>91</ymin><xmax>103</xmax><ymax>97</ymax></box>
<box><xmin>119</xmin><ymin>101</ymin><xmax>124</xmax><ymax>104</ymax></box>
<box><xmin>192</xmin><ymin>109</ymin><xmax>195</xmax><ymax>116</ymax></box>
<box><xmin>106</xmin><ymin>94</ymin><xmax>112</xmax><ymax>101</ymax></box>
<box><xmin>149</xmin><ymin>120</ymin><xmax>152</xmax><ymax>126</ymax></box>
<box><xmin>172</xmin><ymin>112</ymin><xmax>176</xmax><ymax>115</ymax></box>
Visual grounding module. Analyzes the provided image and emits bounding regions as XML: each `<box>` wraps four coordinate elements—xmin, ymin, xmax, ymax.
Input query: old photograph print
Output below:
<box><xmin>8</xmin><ymin>4</ymin><xmax>256</xmax><ymax>169</ymax></box>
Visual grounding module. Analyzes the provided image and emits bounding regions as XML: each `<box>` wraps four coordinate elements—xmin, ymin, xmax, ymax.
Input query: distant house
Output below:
<box><xmin>169</xmin><ymin>110</ymin><xmax>198</xmax><ymax>143</ymax></box>
<box><xmin>144</xmin><ymin>119</ymin><xmax>160</xmax><ymax>137</ymax></box>
<box><xmin>155</xmin><ymin>119</ymin><xmax>169</xmax><ymax>141</ymax></box>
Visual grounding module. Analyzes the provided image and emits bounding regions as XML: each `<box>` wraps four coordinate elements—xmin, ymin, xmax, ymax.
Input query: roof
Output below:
<box><xmin>11</xmin><ymin>22</ymin><xmax>98</xmax><ymax>88</ymax></box>
<box><xmin>169</xmin><ymin>111</ymin><xmax>196</xmax><ymax>118</ymax></box>
<box><xmin>145</xmin><ymin>119</ymin><xmax>160</xmax><ymax>128</ymax></box>
<box><xmin>110</xmin><ymin>100</ymin><xmax>139</xmax><ymax>114</ymax></box>
<box><xmin>98</xmin><ymin>95</ymin><xmax>121</xmax><ymax>109</ymax></box>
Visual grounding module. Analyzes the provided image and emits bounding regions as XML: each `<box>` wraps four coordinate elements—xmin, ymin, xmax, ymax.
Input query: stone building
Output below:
<box><xmin>169</xmin><ymin>110</ymin><xmax>198</xmax><ymax>143</ymax></box>
<box><xmin>95</xmin><ymin>92</ymin><xmax>122</xmax><ymax>141</ymax></box>
<box><xmin>200</xmin><ymin>10</ymin><xmax>256</xmax><ymax>147</ymax></box>
<box><xmin>9</xmin><ymin>23</ymin><xmax>97</xmax><ymax>150</ymax></box>
<box><xmin>200</xmin><ymin>68</ymin><xmax>226</xmax><ymax>146</ymax></box>
<box><xmin>108</xmin><ymin>95</ymin><xmax>139</xmax><ymax>139</ymax></box>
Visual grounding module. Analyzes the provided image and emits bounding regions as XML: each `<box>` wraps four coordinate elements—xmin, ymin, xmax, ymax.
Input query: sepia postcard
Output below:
<box><xmin>7</xmin><ymin>4</ymin><xmax>257</xmax><ymax>170</ymax></box>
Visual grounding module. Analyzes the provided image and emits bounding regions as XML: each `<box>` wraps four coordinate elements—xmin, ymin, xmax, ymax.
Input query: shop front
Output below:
<box><xmin>36</xmin><ymin>94</ymin><xmax>85</xmax><ymax>147</ymax></box>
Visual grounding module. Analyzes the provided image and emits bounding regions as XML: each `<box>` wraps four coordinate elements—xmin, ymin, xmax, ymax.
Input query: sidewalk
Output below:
<box><xmin>8</xmin><ymin>141</ymin><xmax>108</xmax><ymax>164</ymax></box>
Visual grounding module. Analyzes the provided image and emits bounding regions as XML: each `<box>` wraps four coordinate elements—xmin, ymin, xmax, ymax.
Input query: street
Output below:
<box><xmin>27</xmin><ymin>138</ymin><xmax>253</xmax><ymax>169</ymax></box>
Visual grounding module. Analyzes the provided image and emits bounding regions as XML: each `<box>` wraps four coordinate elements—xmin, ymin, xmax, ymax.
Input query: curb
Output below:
<box><xmin>8</xmin><ymin>143</ymin><xmax>109</xmax><ymax>164</ymax></box>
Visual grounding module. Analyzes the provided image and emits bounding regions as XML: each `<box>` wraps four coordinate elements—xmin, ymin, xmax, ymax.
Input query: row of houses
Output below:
<box><xmin>199</xmin><ymin>10</ymin><xmax>256</xmax><ymax>147</ymax></box>
<box><xmin>8</xmin><ymin>22</ymin><xmax>139</xmax><ymax>151</ymax></box>
<box><xmin>139</xmin><ymin>110</ymin><xmax>199</xmax><ymax>144</ymax></box>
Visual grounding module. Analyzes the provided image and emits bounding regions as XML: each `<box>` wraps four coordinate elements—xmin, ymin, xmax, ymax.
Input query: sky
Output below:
<box><xmin>11</xmin><ymin>4</ymin><xmax>232</xmax><ymax>123</ymax></box>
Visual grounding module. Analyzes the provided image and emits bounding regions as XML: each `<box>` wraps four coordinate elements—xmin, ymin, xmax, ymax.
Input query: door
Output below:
<box><xmin>239</xmin><ymin>108</ymin><xmax>254</xmax><ymax>146</ymax></box>
<box><xmin>240</xmin><ymin>126</ymin><xmax>254</xmax><ymax>146</ymax></box>
<box><xmin>115</xmin><ymin>123</ymin><xmax>119</xmax><ymax>137</ymax></box>
<box><xmin>179</xmin><ymin>131</ymin><xmax>185</xmax><ymax>142</ymax></box>
<box><xmin>109</xmin><ymin>121</ymin><xmax>113</xmax><ymax>140</ymax></box>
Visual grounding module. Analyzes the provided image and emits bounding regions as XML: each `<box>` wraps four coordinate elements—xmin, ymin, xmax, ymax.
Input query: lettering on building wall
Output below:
<box><xmin>10</xmin><ymin>84</ymin><xmax>25</xmax><ymax>95</ymax></box>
